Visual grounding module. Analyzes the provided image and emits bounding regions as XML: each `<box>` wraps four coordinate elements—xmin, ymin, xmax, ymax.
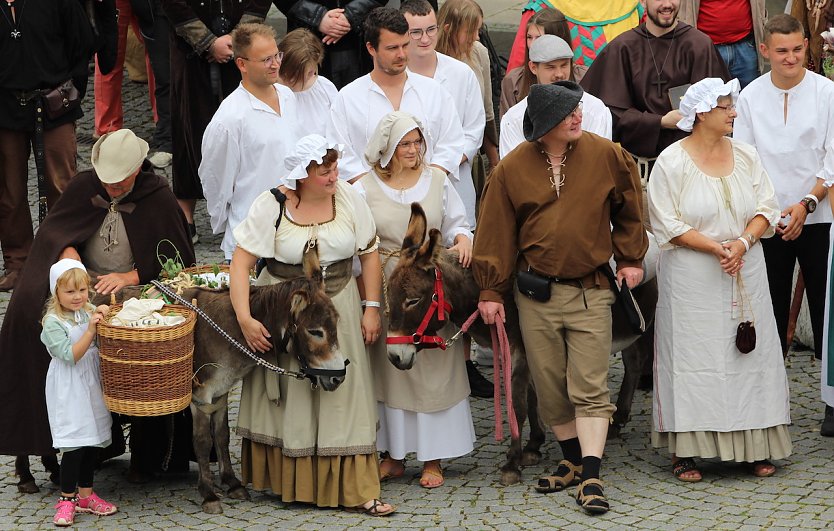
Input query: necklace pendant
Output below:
<box><xmin>11</xmin><ymin>28</ymin><xmax>20</xmax><ymax>38</ymax></box>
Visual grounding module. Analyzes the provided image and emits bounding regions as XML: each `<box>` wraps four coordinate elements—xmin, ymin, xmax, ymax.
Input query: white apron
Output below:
<box><xmin>45</xmin><ymin>320</ymin><xmax>112</xmax><ymax>449</ymax></box>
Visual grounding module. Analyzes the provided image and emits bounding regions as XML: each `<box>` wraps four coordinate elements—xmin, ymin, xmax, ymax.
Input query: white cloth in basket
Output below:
<box><xmin>110</xmin><ymin>298</ymin><xmax>186</xmax><ymax>328</ymax></box>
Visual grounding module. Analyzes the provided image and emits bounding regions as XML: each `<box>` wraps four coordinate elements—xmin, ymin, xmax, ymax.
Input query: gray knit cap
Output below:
<box><xmin>523</xmin><ymin>81</ymin><xmax>584</xmax><ymax>142</ymax></box>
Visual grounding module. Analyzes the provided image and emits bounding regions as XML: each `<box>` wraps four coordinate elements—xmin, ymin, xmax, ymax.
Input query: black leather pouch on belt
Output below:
<box><xmin>516</xmin><ymin>269</ymin><xmax>552</xmax><ymax>302</ymax></box>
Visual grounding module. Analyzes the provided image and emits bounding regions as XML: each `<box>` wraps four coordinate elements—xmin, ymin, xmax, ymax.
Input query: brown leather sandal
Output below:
<box><xmin>379</xmin><ymin>453</ymin><xmax>405</xmax><ymax>481</ymax></box>
<box><xmin>575</xmin><ymin>478</ymin><xmax>609</xmax><ymax>515</ymax></box>
<box><xmin>347</xmin><ymin>499</ymin><xmax>396</xmax><ymax>517</ymax></box>
<box><xmin>419</xmin><ymin>461</ymin><xmax>444</xmax><ymax>488</ymax></box>
<box><xmin>535</xmin><ymin>459</ymin><xmax>582</xmax><ymax>493</ymax></box>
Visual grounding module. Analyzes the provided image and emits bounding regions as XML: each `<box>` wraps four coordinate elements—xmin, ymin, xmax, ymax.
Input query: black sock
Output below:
<box><xmin>557</xmin><ymin>437</ymin><xmax>582</xmax><ymax>466</ymax></box>
<box><xmin>581</xmin><ymin>456</ymin><xmax>602</xmax><ymax>481</ymax></box>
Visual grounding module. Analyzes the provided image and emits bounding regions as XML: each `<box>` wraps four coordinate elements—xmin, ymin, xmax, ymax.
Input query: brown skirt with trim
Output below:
<box><xmin>240</xmin><ymin>438</ymin><xmax>381</xmax><ymax>508</ymax></box>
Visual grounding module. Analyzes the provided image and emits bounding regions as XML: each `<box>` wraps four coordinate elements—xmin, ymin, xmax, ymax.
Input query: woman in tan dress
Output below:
<box><xmin>229</xmin><ymin>134</ymin><xmax>394</xmax><ymax>516</ymax></box>
<box><xmin>354</xmin><ymin>111</ymin><xmax>475</xmax><ymax>489</ymax></box>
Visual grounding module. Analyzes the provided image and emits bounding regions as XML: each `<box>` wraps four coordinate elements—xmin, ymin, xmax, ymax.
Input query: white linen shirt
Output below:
<box><xmin>199</xmin><ymin>83</ymin><xmax>300</xmax><ymax>259</ymax></box>
<box><xmin>499</xmin><ymin>91</ymin><xmax>612</xmax><ymax>158</ymax></box>
<box><xmin>327</xmin><ymin>72</ymin><xmax>466</xmax><ymax>181</ymax></box>
<box><xmin>292</xmin><ymin>75</ymin><xmax>338</xmax><ymax>137</ymax></box>
<box><xmin>419</xmin><ymin>52</ymin><xmax>486</xmax><ymax>228</ymax></box>
<box><xmin>735</xmin><ymin>69</ymin><xmax>834</xmax><ymax>224</ymax></box>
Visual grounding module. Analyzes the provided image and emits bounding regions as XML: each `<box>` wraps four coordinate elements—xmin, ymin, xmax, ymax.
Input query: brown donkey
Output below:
<box><xmin>385</xmin><ymin>204</ymin><xmax>657</xmax><ymax>485</ymax></box>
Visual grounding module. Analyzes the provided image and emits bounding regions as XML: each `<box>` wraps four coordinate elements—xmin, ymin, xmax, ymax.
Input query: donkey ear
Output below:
<box><xmin>415</xmin><ymin>228</ymin><xmax>443</xmax><ymax>271</ymax></box>
<box><xmin>289</xmin><ymin>291</ymin><xmax>310</xmax><ymax>321</ymax></box>
<box><xmin>401</xmin><ymin>203</ymin><xmax>428</xmax><ymax>253</ymax></box>
<box><xmin>302</xmin><ymin>242</ymin><xmax>324</xmax><ymax>287</ymax></box>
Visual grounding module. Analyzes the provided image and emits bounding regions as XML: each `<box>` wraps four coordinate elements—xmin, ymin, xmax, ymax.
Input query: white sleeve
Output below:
<box><xmin>822</xmin><ymin>85</ymin><xmax>834</xmax><ymax>187</ymax></box>
<box><xmin>428</xmin><ymin>87</ymin><xmax>466</xmax><ymax>182</ymax></box>
<box><xmin>232</xmin><ymin>191</ymin><xmax>281</xmax><ymax>259</ymax></box>
<box><xmin>647</xmin><ymin>151</ymin><xmax>694</xmax><ymax>250</ymax></box>
<box><xmin>733</xmin><ymin>91</ymin><xmax>755</xmax><ymax>145</ymax></box>
<box><xmin>499</xmin><ymin>111</ymin><xmax>525</xmax><ymax>159</ymax></box>
<box><xmin>459</xmin><ymin>69</ymin><xmax>486</xmax><ymax>163</ymax></box>
<box><xmin>441</xmin><ymin>177</ymin><xmax>473</xmax><ymax>245</ymax></box>
<box><xmin>327</xmin><ymin>92</ymin><xmax>367</xmax><ymax>181</ymax></box>
<box><xmin>198</xmin><ymin>122</ymin><xmax>239</xmax><ymax>236</ymax></box>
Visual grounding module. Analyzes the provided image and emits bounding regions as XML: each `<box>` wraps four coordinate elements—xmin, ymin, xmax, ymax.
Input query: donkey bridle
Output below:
<box><xmin>386</xmin><ymin>267</ymin><xmax>451</xmax><ymax>351</ymax></box>
<box><xmin>150</xmin><ymin>280</ymin><xmax>349</xmax><ymax>386</ymax></box>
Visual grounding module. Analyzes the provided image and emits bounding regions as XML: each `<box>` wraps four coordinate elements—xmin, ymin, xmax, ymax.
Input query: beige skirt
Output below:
<box><xmin>651</xmin><ymin>425</ymin><xmax>792</xmax><ymax>462</ymax></box>
<box><xmin>241</xmin><ymin>439</ymin><xmax>381</xmax><ymax>508</ymax></box>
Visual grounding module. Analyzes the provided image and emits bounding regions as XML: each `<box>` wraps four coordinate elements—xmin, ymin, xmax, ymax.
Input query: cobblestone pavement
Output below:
<box><xmin>2</xmin><ymin>73</ymin><xmax>834</xmax><ymax>530</ymax></box>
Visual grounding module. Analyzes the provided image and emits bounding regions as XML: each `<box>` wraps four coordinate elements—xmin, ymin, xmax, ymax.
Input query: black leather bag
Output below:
<box><xmin>517</xmin><ymin>269</ymin><xmax>552</xmax><ymax>302</ymax></box>
<box><xmin>42</xmin><ymin>80</ymin><xmax>81</xmax><ymax>120</ymax></box>
<box><xmin>736</xmin><ymin>321</ymin><xmax>756</xmax><ymax>354</ymax></box>
<box><xmin>600</xmin><ymin>266</ymin><xmax>646</xmax><ymax>334</ymax></box>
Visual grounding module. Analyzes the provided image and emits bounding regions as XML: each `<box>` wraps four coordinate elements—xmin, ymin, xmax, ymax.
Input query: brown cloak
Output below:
<box><xmin>0</xmin><ymin>163</ymin><xmax>195</xmax><ymax>456</ymax></box>
<box><xmin>580</xmin><ymin>22</ymin><xmax>730</xmax><ymax>159</ymax></box>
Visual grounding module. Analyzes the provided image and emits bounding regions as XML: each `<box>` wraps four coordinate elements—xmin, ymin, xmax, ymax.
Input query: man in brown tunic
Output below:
<box><xmin>473</xmin><ymin>82</ymin><xmax>647</xmax><ymax>515</ymax></box>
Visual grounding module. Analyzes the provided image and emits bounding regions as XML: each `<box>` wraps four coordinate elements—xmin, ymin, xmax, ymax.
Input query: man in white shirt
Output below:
<box><xmin>500</xmin><ymin>35</ymin><xmax>612</xmax><ymax>159</ymax></box>
<box><xmin>400</xmin><ymin>0</ymin><xmax>484</xmax><ymax>228</ymax></box>
<box><xmin>199</xmin><ymin>23</ymin><xmax>300</xmax><ymax>260</ymax></box>
<box><xmin>734</xmin><ymin>14</ymin><xmax>834</xmax><ymax>435</ymax></box>
<box><xmin>327</xmin><ymin>7</ymin><xmax>465</xmax><ymax>183</ymax></box>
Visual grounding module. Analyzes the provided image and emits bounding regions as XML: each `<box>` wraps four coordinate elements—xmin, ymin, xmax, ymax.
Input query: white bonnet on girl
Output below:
<box><xmin>49</xmin><ymin>259</ymin><xmax>87</xmax><ymax>295</ymax></box>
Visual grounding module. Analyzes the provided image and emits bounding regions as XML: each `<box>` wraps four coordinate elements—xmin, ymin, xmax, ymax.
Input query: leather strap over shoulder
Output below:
<box><xmin>270</xmin><ymin>187</ymin><xmax>287</xmax><ymax>229</ymax></box>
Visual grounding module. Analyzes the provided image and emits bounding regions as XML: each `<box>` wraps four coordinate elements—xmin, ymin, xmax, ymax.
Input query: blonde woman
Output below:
<box><xmin>354</xmin><ymin>111</ymin><xmax>475</xmax><ymax>489</ymax></box>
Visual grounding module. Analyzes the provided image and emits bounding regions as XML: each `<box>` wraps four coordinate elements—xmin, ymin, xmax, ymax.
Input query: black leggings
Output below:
<box><xmin>60</xmin><ymin>447</ymin><xmax>99</xmax><ymax>494</ymax></box>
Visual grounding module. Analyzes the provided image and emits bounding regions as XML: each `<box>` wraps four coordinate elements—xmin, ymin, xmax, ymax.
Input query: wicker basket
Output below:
<box><xmin>98</xmin><ymin>304</ymin><xmax>195</xmax><ymax>416</ymax></box>
<box><xmin>181</xmin><ymin>264</ymin><xmax>230</xmax><ymax>275</ymax></box>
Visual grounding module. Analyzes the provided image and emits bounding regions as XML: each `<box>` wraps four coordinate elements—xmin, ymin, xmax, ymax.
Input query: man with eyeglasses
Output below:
<box><xmin>400</xmin><ymin>0</ymin><xmax>483</xmax><ymax>228</ymax></box>
<box><xmin>473</xmin><ymin>81</ymin><xmax>647</xmax><ymax>515</ymax></box>
<box><xmin>327</xmin><ymin>7</ymin><xmax>464</xmax><ymax>184</ymax></box>
<box><xmin>734</xmin><ymin>14</ymin><xmax>834</xmax><ymax>436</ymax></box>
<box><xmin>499</xmin><ymin>34</ymin><xmax>612</xmax><ymax>159</ymax></box>
<box><xmin>198</xmin><ymin>22</ymin><xmax>300</xmax><ymax>261</ymax></box>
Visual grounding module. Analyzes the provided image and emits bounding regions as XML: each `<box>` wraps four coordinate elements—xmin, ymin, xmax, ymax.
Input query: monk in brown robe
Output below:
<box><xmin>580</xmin><ymin>0</ymin><xmax>729</xmax><ymax>161</ymax></box>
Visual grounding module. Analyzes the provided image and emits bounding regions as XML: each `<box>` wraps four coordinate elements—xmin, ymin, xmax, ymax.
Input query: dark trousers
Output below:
<box><xmin>0</xmin><ymin>124</ymin><xmax>77</xmax><ymax>272</ymax></box>
<box><xmin>60</xmin><ymin>447</ymin><xmax>100</xmax><ymax>493</ymax></box>
<box><xmin>762</xmin><ymin>223</ymin><xmax>831</xmax><ymax>358</ymax></box>
<box><xmin>145</xmin><ymin>0</ymin><xmax>172</xmax><ymax>152</ymax></box>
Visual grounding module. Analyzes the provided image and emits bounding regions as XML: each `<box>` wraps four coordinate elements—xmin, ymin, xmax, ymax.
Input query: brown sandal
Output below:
<box><xmin>575</xmin><ymin>478</ymin><xmax>609</xmax><ymax>515</ymax></box>
<box><xmin>672</xmin><ymin>457</ymin><xmax>702</xmax><ymax>483</ymax></box>
<box><xmin>535</xmin><ymin>460</ymin><xmax>582</xmax><ymax>493</ymax></box>
<box><xmin>379</xmin><ymin>454</ymin><xmax>405</xmax><ymax>481</ymax></box>
<box><xmin>419</xmin><ymin>461</ymin><xmax>444</xmax><ymax>488</ymax></box>
<box><xmin>748</xmin><ymin>460</ymin><xmax>776</xmax><ymax>478</ymax></box>
<box><xmin>348</xmin><ymin>499</ymin><xmax>396</xmax><ymax>517</ymax></box>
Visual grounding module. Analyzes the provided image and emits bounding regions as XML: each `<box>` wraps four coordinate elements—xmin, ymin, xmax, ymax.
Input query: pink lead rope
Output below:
<box><xmin>460</xmin><ymin>310</ymin><xmax>519</xmax><ymax>442</ymax></box>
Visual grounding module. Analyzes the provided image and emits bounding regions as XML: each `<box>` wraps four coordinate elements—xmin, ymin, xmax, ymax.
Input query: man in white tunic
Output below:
<box><xmin>400</xmin><ymin>0</ymin><xmax>484</xmax><ymax>228</ymax></box>
<box><xmin>199</xmin><ymin>23</ymin><xmax>300</xmax><ymax>260</ymax></box>
<box><xmin>500</xmin><ymin>35</ymin><xmax>612</xmax><ymax>159</ymax></box>
<box><xmin>327</xmin><ymin>7</ymin><xmax>465</xmax><ymax>183</ymax></box>
<box><xmin>734</xmin><ymin>14</ymin><xmax>834</xmax><ymax>435</ymax></box>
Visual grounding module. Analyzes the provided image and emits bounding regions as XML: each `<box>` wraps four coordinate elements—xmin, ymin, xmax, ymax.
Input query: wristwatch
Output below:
<box><xmin>800</xmin><ymin>194</ymin><xmax>818</xmax><ymax>213</ymax></box>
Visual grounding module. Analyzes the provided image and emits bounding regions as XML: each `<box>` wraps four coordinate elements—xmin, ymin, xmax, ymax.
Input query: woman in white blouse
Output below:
<box><xmin>277</xmin><ymin>28</ymin><xmax>338</xmax><ymax>137</ymax></box>
<box><xmin>354</xmin><ymin>111</ymin><xmax>475</xmax><ymax>489</ymax></box>
<box><xmin>229</xmin><ymin>134</ymin><xmax>395</xmax><ymax>516</ymax></box>
<box><xmin>647</xmin><ymin>79</ymin><xmax>791</xmax><ymax>483</ymax></box>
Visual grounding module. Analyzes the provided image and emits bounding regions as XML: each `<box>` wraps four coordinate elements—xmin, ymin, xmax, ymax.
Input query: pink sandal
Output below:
<box><xmin>76</xmin><ymin>492</ymin><xmax>117</xmax><ymax>516</ymax></box>
<box><xmin>53</xmin><ymin>499</ymin><xmax>76</xmax><ymax>527</ymax></box>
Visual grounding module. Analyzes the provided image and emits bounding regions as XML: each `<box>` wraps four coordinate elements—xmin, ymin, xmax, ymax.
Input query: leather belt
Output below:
<box><xmin>525</xmin><ymin>268</ymin><xmax>608</xmax><ymax>290</ymax></box>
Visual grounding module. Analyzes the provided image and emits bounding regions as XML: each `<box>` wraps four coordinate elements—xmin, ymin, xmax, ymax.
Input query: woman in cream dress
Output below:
<box><xmin>229</xmin><ymin>134</ymin><xmax>394</xmax><ymax>516</ymax></box>
<box><xmin>354</xmin><ymin>111</ymin><xmax>476</xmax><ymax>489</ymax></box>
<box><xmin>648</xmin><ymin>79</ymin><xmax>791</xmax><ymax>482</ymax></box>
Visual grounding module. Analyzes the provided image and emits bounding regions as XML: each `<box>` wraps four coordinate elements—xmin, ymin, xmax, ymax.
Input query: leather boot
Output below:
<box><xmin>821</xmin><ymin>405</ymin><xmax>834</xmax><ymax>437</ymax></box>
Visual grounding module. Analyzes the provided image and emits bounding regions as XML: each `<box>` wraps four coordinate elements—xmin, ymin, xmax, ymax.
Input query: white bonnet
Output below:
<box><xmin>676</xmin><ymin>78</ymin><xmax>740</xmax><ymax>132</ymax></box>
<box><xmin>283</xmin><ymin>134</ymin><xmax>344</xmax><ymax>190</ymax></box>
<box><xmin>49</xmin><ymin>259</ymin><xmax>87</xmax><ymax>295</ymax></box>
<box><xmin>364</xmin><ymin>111</ymin><xmax>424</xmax><ymax>168</ymax></box>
